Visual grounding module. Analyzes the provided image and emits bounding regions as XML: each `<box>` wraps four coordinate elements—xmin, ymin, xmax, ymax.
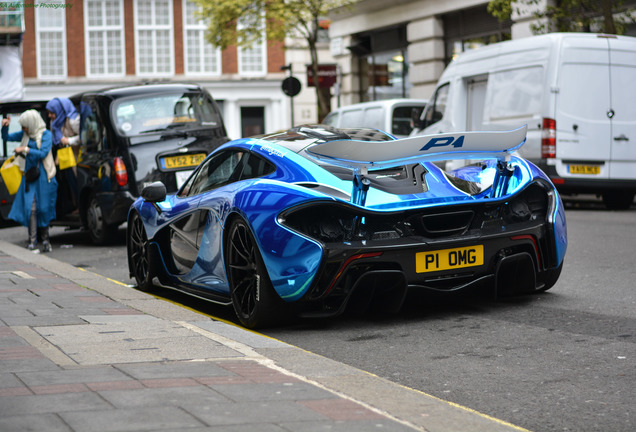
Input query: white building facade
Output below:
<box><xmin>327</xmin><ymin>0</ymin><xmax>544</xmax><ymax>106</ymax></box>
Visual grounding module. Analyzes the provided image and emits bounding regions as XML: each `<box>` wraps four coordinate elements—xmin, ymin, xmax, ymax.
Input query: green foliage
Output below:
<box><xmin>487</xmin><ymin>0</ymin><xmax>635</xmax><ymax>35</ymax></box>
<box><xmin>194</xmin><ymin>0</ymin><xmax>355</xmax><ymax>50</ymax></box>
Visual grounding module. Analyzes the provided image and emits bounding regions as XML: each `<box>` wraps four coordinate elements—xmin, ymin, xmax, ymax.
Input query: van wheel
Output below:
<box><xmin>602</xmin><ymin>191</ymin><xmax>635</xmax><ymax>210</ymax></box>
<box><xmin>86</xmin><ymin>194</ymin><xmax>118</xmax><ymax>244</ymax></box>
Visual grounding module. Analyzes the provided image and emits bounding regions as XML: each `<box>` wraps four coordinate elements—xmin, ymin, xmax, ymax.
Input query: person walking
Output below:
<box><xmin>1</xmin><ymin>110</ymin><xmax>57</xmax><ymax>252</ymax></box>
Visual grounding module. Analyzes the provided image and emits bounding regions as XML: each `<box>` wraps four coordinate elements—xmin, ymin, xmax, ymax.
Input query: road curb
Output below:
<box><xmin>1</xmin><ymin>239</ymin><xmax>527</xmax><ymax>432</ymax></box>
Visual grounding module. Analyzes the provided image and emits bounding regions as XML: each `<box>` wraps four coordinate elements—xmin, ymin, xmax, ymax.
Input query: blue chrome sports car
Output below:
<box><xmin>127</xmin><ymin>125</ymin><xmax>567</xmax><ymax>328</ymax></box>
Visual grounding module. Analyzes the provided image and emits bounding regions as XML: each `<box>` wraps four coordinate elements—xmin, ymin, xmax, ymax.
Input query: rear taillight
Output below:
<box><xmin>114</xmin><ymin>157</ymin><xmax>128</xmax><ymax>187</ymax></box>
<box><xmin>541</xmin><ymin>117</ymin><xmax>556</xmax><ymax>159</ymax></box>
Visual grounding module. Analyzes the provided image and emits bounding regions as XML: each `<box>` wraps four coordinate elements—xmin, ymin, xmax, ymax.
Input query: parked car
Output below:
<box><xmin>323</xmin><ymin>99</ymin><xmax>427</xmax><ymax>138</ymax></box>
<box><xmin>1</xmin><ymin>83</ymin><xmax>230</xmax><ymax>242</ymax></box>
<box><xmin>412</xmin><ymin>33</ymin><xmax>636</xmax><ymax>209</ymax></box>
<box><xmin>127</xmin><ymin>124</ymin><xmax>567</xmax><ymax>328</ymax></box>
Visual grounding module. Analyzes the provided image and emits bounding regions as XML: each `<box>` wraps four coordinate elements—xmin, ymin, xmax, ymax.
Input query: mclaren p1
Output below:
<box><xmin>127</xmin><ymin>125</ymin><xmax>567</xmax><ymax>328</ymax></box>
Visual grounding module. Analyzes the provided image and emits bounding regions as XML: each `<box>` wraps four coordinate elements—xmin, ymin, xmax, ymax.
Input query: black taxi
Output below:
<box><xmin>1</xmin><ymin>83</ymin><xmax>229</xmax><ymax>243</ymax></box>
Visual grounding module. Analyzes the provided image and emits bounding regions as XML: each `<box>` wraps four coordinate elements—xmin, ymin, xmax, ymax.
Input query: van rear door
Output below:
<box><xmin>607</xmin><ymin>36</ymin><xmax>636</xmax><ymax>181</ymax></box>
<box><xmin>466</xmin><ymin>76</ymin><xmax>488</xmax><ymax>130</ymax></box>
<box><xmin>555</xmin><ymin>36</ymin><xmax>611</xmax><ymax>178</ymax></box>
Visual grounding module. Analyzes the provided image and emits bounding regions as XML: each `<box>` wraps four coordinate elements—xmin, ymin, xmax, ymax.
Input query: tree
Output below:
<box><xmin>488</xmin><ymin>0</ymin><xmax>635</xmax><ymax>34</ymax></box>
<box><xmin>194</xmin><ymin>0</ymin><xmax>356</xmax><ymax>122</ymax></box>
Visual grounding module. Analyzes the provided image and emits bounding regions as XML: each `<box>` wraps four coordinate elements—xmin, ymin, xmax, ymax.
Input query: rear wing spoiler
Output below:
<box><xmin>307</xmin><ymin>126</ymin><xmax>528</xmax><ymax>205</ymax></box>
<box><xmin>306</xmin><ymin>126</ymin><xmax>527</xmax><ymax>171</ymax></box>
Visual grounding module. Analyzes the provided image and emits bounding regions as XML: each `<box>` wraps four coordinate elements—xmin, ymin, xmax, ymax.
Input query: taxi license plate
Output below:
<box><xmin>160</xmin><ymin>153</ymin><xmax>205</xmax><ymax>170</ymax></box>
<box><xmin>568</xmin><ymin>164</ymin><xmax>600</xmax><ymax>175</ymax></box>
<box><xmin>416</xmin><ymin>245</ymin><xmax>484</xmax><ymax>273</ymax></box>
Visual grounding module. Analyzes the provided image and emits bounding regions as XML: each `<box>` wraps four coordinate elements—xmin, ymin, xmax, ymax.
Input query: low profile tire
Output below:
<box><xmin>86</xmin><ymin>194</ymin><xmax>118</xmax><ymax>244</ymax></box>
<box><xmin>128</xmin><ymin>212</ymin><xmax>156</xmax><ymax>292</ymax></box>
<box><xmin>225</xmin><ymin>218</ymin><xmax>285</xmax><ymax>329</ymax></box>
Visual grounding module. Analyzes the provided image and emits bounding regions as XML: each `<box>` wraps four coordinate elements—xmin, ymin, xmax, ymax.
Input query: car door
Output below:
<box><xmin>168</xmin><ymin>149</ymin><xmax>248</xmax><ymax>279</ymax></box>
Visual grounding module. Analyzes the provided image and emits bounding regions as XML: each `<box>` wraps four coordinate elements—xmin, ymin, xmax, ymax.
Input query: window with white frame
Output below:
<box><xmin>134</xmin><ymin>0</ymin><xmax>174</xmax><ymax>76</ymax></box>
<box><xmin>238</xmin><ymin>17</ymin><xmax>266</xmax><ymax>77</ymax></box>
<box><xmin>85</xmin><ymin>0</ymin><xmax>125</xmax><ymax>77</ymax></box>
<box><xmin>183</xmin><ymin>0</ymin><xmax>220</xmax><ymax>76</ymax></box>
<box><xmin>35</xmin><ymin>0</ymin><xmax>66</xmax><ymax>79</ymax></box>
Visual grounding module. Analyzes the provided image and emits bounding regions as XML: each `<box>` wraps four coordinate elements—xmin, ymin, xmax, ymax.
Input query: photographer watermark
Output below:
<box><xmin>2</xmin><ymin>2</ymin><xmax>73</xmax><ymax>9</ymax></box>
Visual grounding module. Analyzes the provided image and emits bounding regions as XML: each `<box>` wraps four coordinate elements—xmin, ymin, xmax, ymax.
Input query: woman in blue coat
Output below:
<box><xmin>1</xmin><ymin>110</ymin><xmax>57</xmax><ymax>252</ymax></box>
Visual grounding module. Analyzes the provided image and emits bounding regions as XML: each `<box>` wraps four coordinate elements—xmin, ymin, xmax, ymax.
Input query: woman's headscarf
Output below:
<box><xmin>19</xmin><ymin>109</ymin><xmax>47</xmax><ymax>148</ymax></box>
<box><xmin>46</xmin><ymin>97</ymin><xmax>79</xmax><ymax>145</ymax></box>
<box><xmin>18</xmin><ymin>109</ymin><xmax>56</xmax><ymax>180</ymax></box>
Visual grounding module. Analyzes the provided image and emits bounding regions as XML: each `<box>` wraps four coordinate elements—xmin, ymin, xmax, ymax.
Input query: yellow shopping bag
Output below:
<box><xmin>57</xmin><ymin>145</ymin><xmax>76</xmax><ymax>170</ymax></box>
<box><xmin>1</xmin><ymin>155</ymin><xmax>23</xmax><ymax>195</ymax></box>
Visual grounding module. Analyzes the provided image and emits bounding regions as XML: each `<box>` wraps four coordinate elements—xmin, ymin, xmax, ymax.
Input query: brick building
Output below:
<box><xmin>1</xmin><ymin>0</ymin><xmax>321</xmax><ymax>139</ymax></box>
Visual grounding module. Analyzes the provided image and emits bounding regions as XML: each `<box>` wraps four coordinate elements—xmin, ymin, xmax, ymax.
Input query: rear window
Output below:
<box><xmin>112</xmin><ymin>92</ymin><xmax>223</xmax><ymax>138</ymax></box>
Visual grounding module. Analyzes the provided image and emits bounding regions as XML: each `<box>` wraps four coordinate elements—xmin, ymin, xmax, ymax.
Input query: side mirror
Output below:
<box><xmin>141</xmin><ymin>181</ymin><xmax>166</xmax><ymax>203</ymax></box>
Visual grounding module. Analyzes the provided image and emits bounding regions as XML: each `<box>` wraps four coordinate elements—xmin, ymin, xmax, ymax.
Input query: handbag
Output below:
<box><xmin>57</xmin><ymin>145</ymin><xmax>77</xmax><ymax>170</ymax></box>
<box><xmin>1</xmin><ymin>155</ymin><xmax>22</xmax><ymax>195</ymax></box>
<box><xmin>25</xmin><ymin>165</ymin><xmax>41</xmax><ymax>183</ymax></box>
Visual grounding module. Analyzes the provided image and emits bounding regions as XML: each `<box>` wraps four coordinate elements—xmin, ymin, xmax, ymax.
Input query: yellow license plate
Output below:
<box><xmin>569</xmin><ymin>164</ymin><xmax>600</xmax><ymax>175</ymax></box>
<box><xmin>161</xmin><ymin>153</ymin><xmax>205</xmax><ymax>170</ymax></box>
<box><xmin>416</xmin><ymin>245</ymin><xmax>484</xmax><ymax>273</ymax></box>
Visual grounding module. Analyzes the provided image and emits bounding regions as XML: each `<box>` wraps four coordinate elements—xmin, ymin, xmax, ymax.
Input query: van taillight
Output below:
<box><xmin>114</xmin><ymin>157</ymin><xmax>128</xmax><ymax>187</ymax></box>
<box><xmin>541</xmin><ymin>118</ymin><xmax>556</xmax><ymax>159</ymax></box>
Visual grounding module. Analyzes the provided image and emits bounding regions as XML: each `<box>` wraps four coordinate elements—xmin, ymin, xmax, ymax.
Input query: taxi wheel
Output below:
<box><xmin>128</xmin><ymin>212</ymin><xmax>156</xmax><ymax>292</ymax></box>
<box><xmin>86</xmin><ymin>194</ymin><xmax>118</xmax><ymax>245</ymax></box>
<box><xmin>225</xmin><ymin>218</ymin><xmax>283</xmax><ymax>329</ymax></box>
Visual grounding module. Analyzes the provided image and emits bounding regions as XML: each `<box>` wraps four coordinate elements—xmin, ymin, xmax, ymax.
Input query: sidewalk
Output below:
<box><xmin>0</xmin><ymin>239</ymin><xmax>526</xmax><ymax>432</ymax></box>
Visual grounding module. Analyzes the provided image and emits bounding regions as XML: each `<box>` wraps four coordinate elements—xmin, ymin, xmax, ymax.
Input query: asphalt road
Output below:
<box><xmin>1</xmin><ymin>197</ymin><xmax>634</xmax><ymax>432</ymax></box>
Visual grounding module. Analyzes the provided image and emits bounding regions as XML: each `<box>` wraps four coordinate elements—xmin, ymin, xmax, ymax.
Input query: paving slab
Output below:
<box><xmin>0</xmin><ymin>239</ymin><xmax>527</xmax><ymax>432</ymax></box>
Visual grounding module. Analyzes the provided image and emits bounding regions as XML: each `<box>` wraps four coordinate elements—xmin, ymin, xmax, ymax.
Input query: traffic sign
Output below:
<box><xmin>282</xmin><ymin>77</ymin><xmax>301</xmax><ymax>97</ymax></box>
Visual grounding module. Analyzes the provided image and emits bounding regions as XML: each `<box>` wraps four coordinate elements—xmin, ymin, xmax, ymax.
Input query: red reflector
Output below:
<box><xmin>541</xmin><ymin>117</ymin><xmax>556</xmax><ymax>159</ymax></box>
<box><xmin>114</xmin><ymin>157</ymin><xmax>128</xmax><ymax>187</ymax></box>
<box><xmin>551</xmin><ymin>178</ymin><xmax>565</xmax><ymax>185</ymax></box>
<box><xmin>325</xmin><ymin>252</ymin><xmax>383</xmax><ymax>296</ymax></box>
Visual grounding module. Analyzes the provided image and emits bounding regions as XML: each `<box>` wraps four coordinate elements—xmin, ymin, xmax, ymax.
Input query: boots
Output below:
<box><xmin>27</xmin><ymin>208</ymin><xmax>38</xmax><ymax>252</ymax></box>
<box><xmin>39</xmin><ymin>227</ymin><xmax>52</xmax><ymax>253</ymax></box>
<box><xmin>27</xmin><ymin>224</ymin><xmax>38</xmax><ymax>252</ymax></box>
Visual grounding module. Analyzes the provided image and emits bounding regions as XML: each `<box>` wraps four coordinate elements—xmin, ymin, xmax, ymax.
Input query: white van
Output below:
<box><xmin>413</xmin><ymin>33</ymin><xmax>636</xmax><ymax>209</ymax></box>
<box><xmin>323</xmin><ymin>98</ymin><xmax>427</xmax><ymax>138</ymax></box>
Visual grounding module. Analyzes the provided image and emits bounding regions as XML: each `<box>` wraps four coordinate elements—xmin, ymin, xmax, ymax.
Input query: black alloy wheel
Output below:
<box><xmin>128</xmin><ymin>212</ymin><xmax>155</xmax><ymax>291</ymax></box>
<box><xmin>226</xmin><ymin>218</ymin><xmax>284</xmax><ymax>329</ymax></box>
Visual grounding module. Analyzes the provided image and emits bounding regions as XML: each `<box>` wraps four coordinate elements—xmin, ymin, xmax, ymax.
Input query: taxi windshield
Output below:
<box><xmin>112</xmin><ymin>92</ymin><xmax>222</xmax><ymax>138</ymax></box>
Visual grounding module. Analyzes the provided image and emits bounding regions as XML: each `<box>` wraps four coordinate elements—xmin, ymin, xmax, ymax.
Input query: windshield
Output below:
<box><xmin>111</xmin><ymin>92</ymin><xmax>222</xmax><ymax>138</ymax></box>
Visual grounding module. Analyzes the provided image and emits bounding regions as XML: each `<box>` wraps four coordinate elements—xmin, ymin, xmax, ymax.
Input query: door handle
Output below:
<box><xmin>614</xmin><ymin>135</ymin><xmax>629</xmax><ymax>142</ymax></box>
